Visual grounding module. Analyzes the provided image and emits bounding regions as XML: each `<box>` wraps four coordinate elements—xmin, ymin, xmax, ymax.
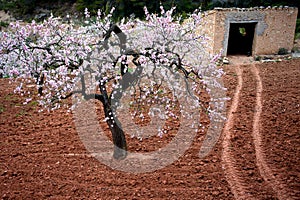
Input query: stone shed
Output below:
<box><xmin>199</xmin><ymin>6</ymin><xmax>298</xmax><ymax>56</ymax></box>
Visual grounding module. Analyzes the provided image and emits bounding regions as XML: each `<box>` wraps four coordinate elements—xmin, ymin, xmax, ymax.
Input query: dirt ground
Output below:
<box><xmin>0</xmin><ymin>59</ymin><xmax>299</xmax><ymax>199</ymax></box>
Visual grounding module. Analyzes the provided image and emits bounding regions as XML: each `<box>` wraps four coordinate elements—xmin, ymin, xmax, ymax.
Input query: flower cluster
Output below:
<box><xmin>0</xmin><ymin>7</ymin><xmax>227</xmax><ymax>137</ymax></box>
<box><xmin>0</xmin><ymin>10</ymin><xmax>113</xmax><ymax>110</ymax></box>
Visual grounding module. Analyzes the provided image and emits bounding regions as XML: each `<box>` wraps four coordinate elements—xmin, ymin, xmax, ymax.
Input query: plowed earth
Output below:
<box><xmin>0</xmin><ymin>59</ymin><xmax>299</xmax><ymax>199</ymax></box>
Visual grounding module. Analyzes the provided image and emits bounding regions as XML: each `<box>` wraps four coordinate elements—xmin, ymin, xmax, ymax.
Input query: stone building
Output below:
<box><xmin>199</xmin><ymin>6</ymin><xmax>298</xmax><ymax>56</ymax></box>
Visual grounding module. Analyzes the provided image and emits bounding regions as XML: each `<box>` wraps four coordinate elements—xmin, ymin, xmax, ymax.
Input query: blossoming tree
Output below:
<box><xmin>0</xmin><ymin>7</ymin><xmax>226</xmax><ymax>160</ymax></box>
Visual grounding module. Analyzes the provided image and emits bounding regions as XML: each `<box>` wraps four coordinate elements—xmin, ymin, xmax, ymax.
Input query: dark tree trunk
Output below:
<box><xmin>93</xmin><ymin>24</ymin><xmax>134</xmax><ymax>159</ymax></box>
<box><xmin>98</xmin><ymin>73</ymin><xmax>127</xmax><ymax>159</ymax></box>
<box><xmin>103</xmin><ymin>105</ymin><xmax>127</xmax><ymax>160</ymax></box>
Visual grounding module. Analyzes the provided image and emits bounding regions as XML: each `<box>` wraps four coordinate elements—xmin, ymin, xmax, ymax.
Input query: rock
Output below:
<box><xmin>0</xmin><ymin>11</ymin><xmax>10</xmax><ymax>21</ymax></box>
<box><xmin>222</xmin><ymin>57</ymin><xmax>229</xmax><ymax>64</ymax></box>
<box><xmin>34</xmin><ymin>8</ymin><xmax>51</xmax><ymax>21</ymax></box>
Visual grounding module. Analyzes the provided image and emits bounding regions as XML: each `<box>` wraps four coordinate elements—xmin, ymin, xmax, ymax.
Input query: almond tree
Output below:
<box><xmin>0</xmin><ymin>7</ymin><xmax>226</xmax><ymax>159</ymax></box>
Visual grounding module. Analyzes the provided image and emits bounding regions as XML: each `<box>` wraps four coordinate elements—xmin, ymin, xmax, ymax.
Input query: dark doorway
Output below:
<box><xmin>227</xmin><ymin>22</ymin><xmax>257</xmax><ymax>56</ymax></box>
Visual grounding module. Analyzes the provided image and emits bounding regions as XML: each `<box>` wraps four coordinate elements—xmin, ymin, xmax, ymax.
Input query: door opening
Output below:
<box><xmin>227</xmin><ymin>22</ymin><xmax>256</xmax><ymax>56</ymax></box>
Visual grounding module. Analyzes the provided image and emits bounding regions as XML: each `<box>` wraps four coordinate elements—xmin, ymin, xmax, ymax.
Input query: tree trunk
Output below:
<box><xmin>103</xmin><ymin>103</ymin><xmax>127</xmax><ymax>160</ymax></box>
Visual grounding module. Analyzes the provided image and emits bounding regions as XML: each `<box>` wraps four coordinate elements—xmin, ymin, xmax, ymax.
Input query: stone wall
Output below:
<box><xmin>196</xmin><ymin>11</ymin><xmax>216</xmax><ymax>54</ymax></box>
<box><xmin>0</xmin><ymin>11</ymin><xmax>14</xmax><ymax>22</ymax></box>
<box><xmin>201</xmin><ymin>6</ymin><xmax>298</xmax><ymax>56</ymax></box>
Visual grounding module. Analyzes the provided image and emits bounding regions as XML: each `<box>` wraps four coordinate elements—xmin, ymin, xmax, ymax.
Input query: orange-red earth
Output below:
<box><xmin>1</xmin><ymin>59</ymin><xmax>299</xmax><ymax>199</ymax></box>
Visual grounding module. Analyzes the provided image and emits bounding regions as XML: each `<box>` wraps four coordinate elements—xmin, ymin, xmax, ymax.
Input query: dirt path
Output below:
<box><xmin>251</xmin><ymin>64</ymin><xmax>299</xmax><ymax>200</ymax></box>
<box><xmin>222</xmin><ymin>63</ymin><xmax>299</xmax><ymax>200</ymax></box>
<box><xmin>221</xmin><ymin>65</ymin><xmax>258</xmax><ymax>199</ymax></box>
<box><xmin>251</xmin><ymin>65</ymin><xmax>284</xmax><ymax>199</ymax></box>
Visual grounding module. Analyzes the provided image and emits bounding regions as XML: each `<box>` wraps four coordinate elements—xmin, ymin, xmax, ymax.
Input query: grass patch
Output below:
<box><xmin>4</xmin><ymin>94</ymin><xmax>18</xmax><ymax>101</ymax></box>
<box><xmin>0</xmin><ymin>106</ymin><xmax>5</xmax><ymax>113</ymax></box>
<box><xmin>28</xmin><ymin>100</ymin><xmax>38</xmax><ymax>107</ymax></box>
<box><xmin>0</xmin><ymin>21</ymin><xmax>9</xmax><ymax>28</ymax></box>
<box><xmin>16</xmin><ymin>110</ymin><xmax>27</xmax><ymax>117</ymax></box>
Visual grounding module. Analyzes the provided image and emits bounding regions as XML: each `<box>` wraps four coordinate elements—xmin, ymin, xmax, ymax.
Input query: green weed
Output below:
<box><xmin>0</xmin><ymin>106</ymin><xmax>4</xmax><ymax>113</ymax></box>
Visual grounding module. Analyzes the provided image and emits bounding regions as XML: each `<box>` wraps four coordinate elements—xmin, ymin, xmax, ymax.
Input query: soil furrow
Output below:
<box><xmin>221</xmin><ymin>65</ymin><xmax>255</xmax><ymax>199</ymax></box>
<box><xmin>1</xmin><ymin>59</ymin><xmax>300</xmax><ymax>199</ymax></box>
<box><xmin>228</xmin><ymin>65</ymin><xmax>276</xmax><ymax>199</ymax></box>
<box><xmin>222</xmin><ymin>65</ymin><xmax>278</xmax><ymax>200</ymax></box>
<box><xmin>252</xmin><ymin>64</ymin><xmax>299</xmax><ymax>200</ymax></box>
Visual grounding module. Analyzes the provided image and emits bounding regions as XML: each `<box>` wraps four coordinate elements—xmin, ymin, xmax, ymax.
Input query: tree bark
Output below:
<box><xmin>103</xmin><ymin>105</ymin><xmax>127</xmax><ymax>160</ymax></box>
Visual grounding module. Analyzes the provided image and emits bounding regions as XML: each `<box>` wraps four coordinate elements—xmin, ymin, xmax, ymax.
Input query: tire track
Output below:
<box><xmin>251</xmin><ymin>64</ymin><xmax>296</xmax><ymax>200</ymax></box>
<box><xmin>222</xmin><ymin>65</ymin><xmax>255</xmax><ymax>200</ymax></box>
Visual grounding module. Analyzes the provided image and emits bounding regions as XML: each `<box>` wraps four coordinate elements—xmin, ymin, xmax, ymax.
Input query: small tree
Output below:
<box><xmin>0</xmin><ymin>7</ymin><xmax>226</xmax><ymax>159</ymax></box>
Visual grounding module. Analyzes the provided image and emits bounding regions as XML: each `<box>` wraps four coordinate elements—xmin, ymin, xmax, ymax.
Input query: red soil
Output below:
<box><xmin>0</xmin><ymin>59</ymin><xmax>299</xmax><ymax>199</ymax></box>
